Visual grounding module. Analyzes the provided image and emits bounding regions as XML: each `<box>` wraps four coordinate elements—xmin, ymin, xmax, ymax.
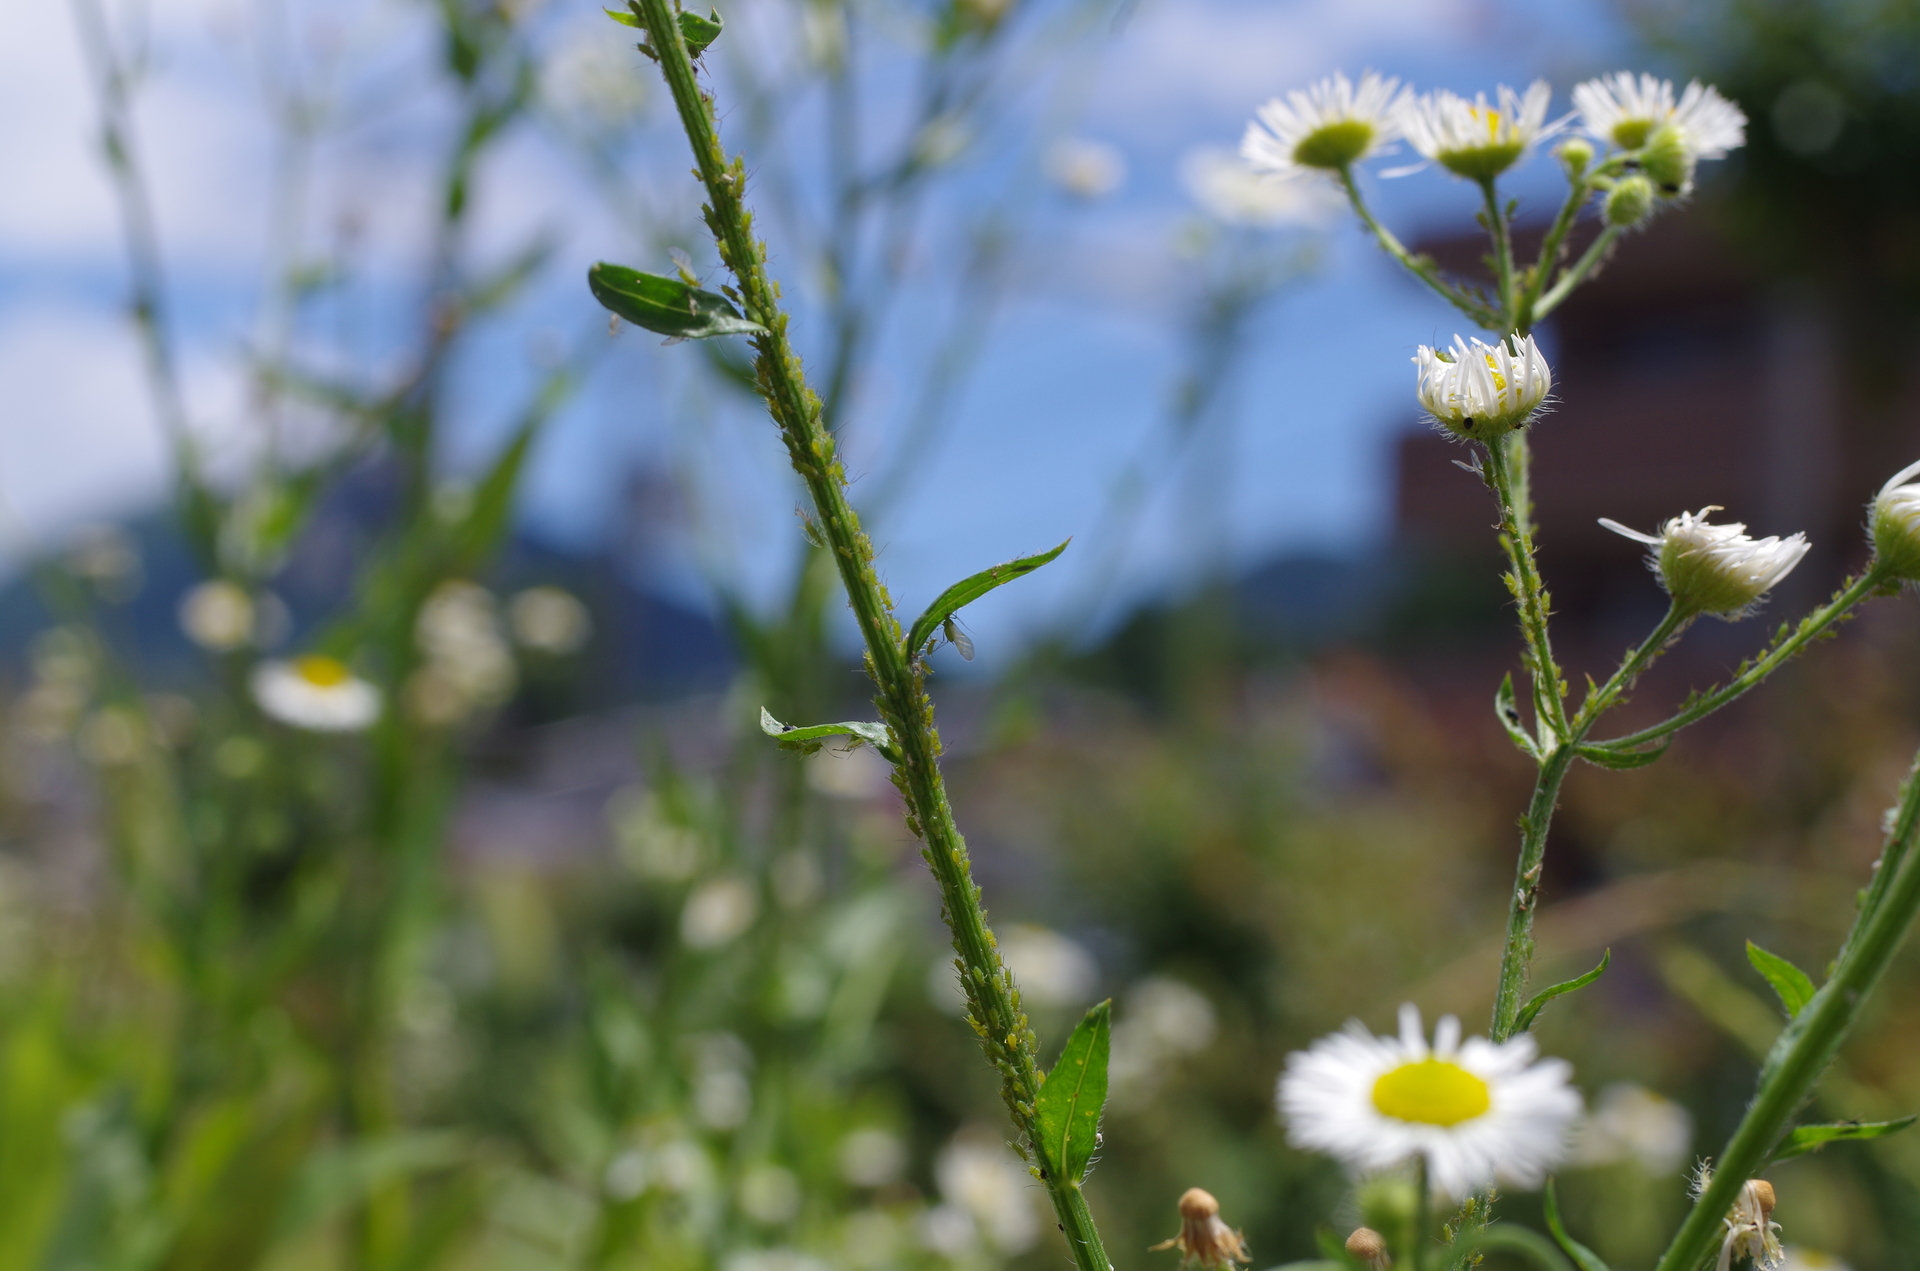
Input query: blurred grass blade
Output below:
<box><xmin>1770</xmin><ymin>1116</ymin><xmax>1917</xmax><ymax>1163</ymax></box>
<box><xmin>1746</xmin><ymin>941</ymin><xmax>1816</xmax><ymax>1018</ymax></box>
<box><xmin>589</xmin><ymin>263</ymin><xmax>765</xmax><ymax>339</ymax></box>
<box><xmin>275</xmin><ymin>1133</ymin><xmax>468</xmax><ymax>1242</ymax></box>
<box><xmin>1035</xmin><ymin>1000</ymin><xmax>1110</xmax><ymax>1184</ymax></box>
<box><xmin>903</xmin><ymin>539</ymin><xmax>1069</xmax><ymax>658</ymax></box>
<box><xmin>1513</xmin><ymin>949</ymin><xmax>1609</xmax><ymax>1033</ymax></box>
<box><xmin>760</xmin><ymin>707</ymin><xmax>897</xmax><ymax>760</ymax></box>
<box><xmin>1544</xmin><ymin>1179</ymin><xmax>1612</xmax><ymax>1271</ymax></box>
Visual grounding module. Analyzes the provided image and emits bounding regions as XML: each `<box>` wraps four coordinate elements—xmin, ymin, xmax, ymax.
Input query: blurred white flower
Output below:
<box><xmin>1573</xmin><ymin>72</ymin><xmax>1745</xmax><ymax>159</ymax></box>
<box><xmin>1569</xmin><ymin>1082</ymin><xmax>1692</xmax><ymax>1174</ymax></box>
<box><xmin>252</xmin><ymin>655</ymin><xmax>381</xmax><ymax>732</ymax></box>
<box><xmin>1243</xmin><ymin>71</ymin><xmax>1405</xmax><ymax>177</ymax></box>
<box><xmin>509</xmin><ymin>585</ymin><xmax>592</xmax><ymax>655</ymax></box>
<box><xmin>682</xmin><ymin>876</ymin><xmax>759</xmax><ymax>949</ymax></box>
<box><xmin>696</xmin><ymin>1068</ymin><xmax>752</xmax><ymax>1129</ymax></box>
<box><xmin>603</xmin><ymin>1148</ymin><xmax>649</xmax><ymax>1201</ymax></box>
<box><xmin>1045</xmin><ymin>138</ymin><xmax>1126</xmax><ymax>198</ymax></box>
<box><xmin>934</xmin><ymin>1135</ymin><xmax>1040</xmax><ymax>1254</ymax></box>
<box><xmin>1278</xmin><ymin>1004</ymin><xmax>1582</xmax><ymax>1198</ymax></box>
<box><xmin>1399</xmin><ymin>81</ymin><xmax>1560</xmax><ymax>181</ymax></box>
<box><xmin>1414</xmin><ymin>333</ymin><xmax>1552</xmax><ymax>441</ymax></box>
<box><xmin>608</xmin><ymin>787</ymin><xmax>704</xmax><ymax>881</ymax></box>
<box><xmin>1111</xmin><ymin>976</ymin><xmax>1218</xmax><ymax>1100</ymax></box>
<box><xmin>414</xmin><ymin>580</ymin><xmax>515</xmax><ymax>715</ymax></box>
<box><xmin>806</xmin><ymin>745</ymin><xmax>891</xmax><ymax>799</ymax></box>
<box><xmin>839</xmin><ymin>1128</ymin><xmax>908</xmax><ymax>1187</ymax></box>
<box><xmin>1601</xmin><ymin>507</ymin><xmax>1810</xmax><ymax>619</ymax></box>
<box><xmin>723</xmin><ymin>1250</ymin><xmax>829</xmax><ymax>1271</ymax></box>
<box><xmin>544</xmin><ymin>30</ymin><xmax>649</xmax><ymax>127</ymax></box>
<box><xmin>179</xmin><ymin>580</ymin><xmax>255</xmax><ymax>651</ymax></box>
<box><xmin>842</xmin><ymin>1210</ymin><xmax>904</xmax><ymax>1269</ymax></box>
<box><xmin>1181</xmin><ymin>148</ymin><xmax>1339</xmax><ymax>228</ymax></box>
<box><xmin>1001</xmin><ymin>924</ymin><xmax>1097</xmax><ymax>1008</ymax></box>
<box><xmin>739</xmin><ymin>1164</ymin><xmax>802</xmax><ymax>1225</ymax></box>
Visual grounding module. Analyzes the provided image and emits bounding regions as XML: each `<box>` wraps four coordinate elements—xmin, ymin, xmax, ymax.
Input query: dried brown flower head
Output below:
<box><xmin>1150</xmin><ymin>1188</ymin><xmax>1251</xmax><ymax>1270</ymax></box>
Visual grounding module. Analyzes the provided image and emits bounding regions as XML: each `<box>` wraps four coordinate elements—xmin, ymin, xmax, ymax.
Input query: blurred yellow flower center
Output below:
<box><xmin>294</xmin><ymin>655</ymin><xmax>352</xmax><ymax>687</ymax></box>
<box><xmin>1371</xmin><ymin>1059</ymin><xmax>1490</xmax><ymax>1126</ymax></box>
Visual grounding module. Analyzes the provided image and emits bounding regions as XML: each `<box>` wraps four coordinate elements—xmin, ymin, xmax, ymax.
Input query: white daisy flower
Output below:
<box><xmin>1181</xmin><ymin>148</ymin><xmax>1341</xmax><ymax>229</ymax></box>
<box><xmin>1242</xmin><ymin>71</ymin><xmax>1405</xmax><ymax>178</ymax></box>
<box><xmin>1871</xmin><ymin>456</ymin><xmax>1920</xmax><ymax>580</ymax></box>
<box><xmin>1413</xmin><ymin>333</ymin><xmax>1552</xmax><ymax>441</ymax></box>
<box><xmin>1600</xmin><ymin>508</ymin><xmax>1810</xmax><ymax>619</ymax></box>
<box><xmin>1398</xmin><ymin>80</ymin><xmax>1561</xmax><ymax>181</ymax></box>
<box><xmin>1572</xmin><ymin>72</ymin><xmax>1746</xmax><ymax>159</ymax></box>
<box><xmin>1276</xmin><ymin>1004</ymin><xmax>1582</xmax><ymax>1198</ymax></box>
<box><xmin>252</xmin><ymin>655</ymin><xmax>382</xmax><ymax>732</ymax></box>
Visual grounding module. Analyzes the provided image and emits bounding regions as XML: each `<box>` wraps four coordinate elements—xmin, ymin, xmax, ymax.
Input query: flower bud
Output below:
<box><xmin>1557</xmin><ymin>137</ymin><xmax>1593</xmax><ymax>176</ymax></box>
<box><xmin>1413</xmin><ymin>334</ymin><xmax>1552</xmax><ymax>442</ymax></box>
<box><xmin>1603</xmin><ymin>175</ymin><xmax>1656</xmax><ymax>228</ymax></box>
<box><xmin>1871</xmin><ymin>458</ymin><xmax>1920</xmax><ymax>581</ymax></box>
<box><xmin>1152</xmin><ymin>1188</ymin><xmax>1251</xmax><ymax>1270</ymax></box>
<box><xmin>1639</xmin><ymin>124</ymin><xmax>1695</xmax><ymax>197</ymax></box>
<box><xmin>1345</xmin><ymin>1227</ymin><xmax>1390</xmax><ymax>1269</ymax></box>
<box><xmin>1601</xmin><ymin>507</ymin><xmax>1810</xmax><ymax>619</ymax></box>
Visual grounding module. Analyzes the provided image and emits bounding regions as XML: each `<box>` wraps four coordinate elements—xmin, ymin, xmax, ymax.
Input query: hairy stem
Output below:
<box><xmin>1478</xmin><ymin>178</ymin><xmax>1515</xmax><ymax>327</ymax></box>
<box><xmin>1513</xmin><ymin>171</ymin><xmax>1592</xmax><ymax>335</ymax></box>
<box><xmin>1655</xmin><ymin>749</ymin><xmax>1920</xmax><ymax>1271</ymax></box>
<box><xmin>1339</xmin><ymin>168</ymin><xmax>1499</xmax><ymax>329</ymax></box>
<box><xmin>1483</xmin><ymin>434</ymin><xmax>1568</xmax><ymax>744</ymax></box>
<box><xmin>1532</xmin><ymin>224</ymin><xmax>1620</xmax><ymax>322</ymax></box>
<box><xmin>630</xmin><ymin>4</ymin><xmax>1111</xmax><ymax>1266</ymax></box>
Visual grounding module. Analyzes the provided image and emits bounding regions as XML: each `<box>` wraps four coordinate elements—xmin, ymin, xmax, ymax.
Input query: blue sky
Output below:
<box><xmin>0</xmin><ymin>0</ymin><xmax>1646</xmax><ymax>657</ymax></box>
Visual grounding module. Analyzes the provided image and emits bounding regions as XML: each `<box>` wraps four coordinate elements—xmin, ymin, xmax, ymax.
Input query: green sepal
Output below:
<box><xmin>1771</xmin><ymin>1115</ymin><xmax>1917</xmax><ymax>1163</ymax></box>
<box><xmin>1544</xmin><ymin>1179</ymin><xmax>1612</xmax><ymax>1271</ymax></box>
<box><xmin>588</xmin><ymin>263</ymin><xmax>765</xmax><ymax>339</ymax></box>
<box><xmin>759</xmin><ymin>707</ymin><xmax>898</xmax><ymax>763</ymax></box>
<box><xmin>1573</xmin><ymin>740</ymin><xmax>1670</xmax><ymax>770</ymax></box>
<box><xmin>1495</xmin><ymin>673</ymin><xmax>1538</xmax><ymax>756</ymax></box>
<box><xmin>1746</xmin><ymin>941</ymin><xmax>1816</xmax><ymax>1018</ymax></box>
<box><xmin>904</xmin><ymin>539</ymin><xmax>1069</xmax><ymax>660</ymax></box>
<box><xmin>1513</xmin><ymin>949</ymin><xmax>1610</xmax><ymax>1033</ymax></box>
<box><xmin>1034</xmin><ymin>999</ymin><xmax>1110</xmax><ymax>1185</ymax></box>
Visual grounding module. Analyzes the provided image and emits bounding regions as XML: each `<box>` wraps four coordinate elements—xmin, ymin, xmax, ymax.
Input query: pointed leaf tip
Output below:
<box><xmin>1746</xmin><ymin>941</ymin><xmax>1817</xmax><ymax>1018</ymax></box>
<box><xmin>588</xmin><ymin>263</ymin><xmax>765</xmax><ymax>340</ymax></box>
<box><xmin>905</xmin><ymin>539</ymin><xmax>1070</xmax><ymax>660</ymax></box>
<box><xmin>1514</xmin><ymin>949</ymin><xmax>1610</xmax><ymax>1033</ymax></box>
<box><xmin>1034</xmin><ymin>999</ymin><xmax>1111</xmax><ymax>1184</ymax></box>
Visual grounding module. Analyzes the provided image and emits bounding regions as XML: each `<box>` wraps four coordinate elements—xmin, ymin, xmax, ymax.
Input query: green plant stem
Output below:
<box><xmin>1532</xmin><ymin>225</ymin><xmax>1620</xmax><ymax>322</ymax></box>
<box><xmin>1654</xmin><ymin>748</ymin><xmax>1920</xmax><ymax>1271</ymax></box>
<box><xmin>1594</xmin><ymin>571</ymin><xmax>1884</xmax><ymax>751</ymax></box>
<box><xmin>1482</xmin><ymin>434</ymin><xmax>1568</xmax><ymax>745</ymax></box>
<box><xmin>630</xmin><ymin>4</ymin><xmax>1111</xmax><ymax>1267</ymax></box>
<box><xmin>1339</xmin><ymin>168</ymin><xmax>1499</xmax><ymax>329</ymax></box>
<box><xmin>1478</xmin><ymin>179</ymin><xmax>1515</xmax><ymax>327</ymax></box>
<box><xmin>1514</xmin><ymin>173</ymin><xmax>1592</xmax><ymax>335</ymax></box>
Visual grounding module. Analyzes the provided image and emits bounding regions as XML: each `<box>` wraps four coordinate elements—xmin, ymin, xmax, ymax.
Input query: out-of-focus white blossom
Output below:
<box><xmin>840</xmin><ymin>1128</ymin><xmax>907</xmax><ymax>1187</ymax></box>
<box><xmin>178</xmin><ymin>580</ymin><xmax>255</xmax><ymax>651</ymax></box>
<box><xmin>1181</xmin><ymin>148</ymin><xmax>1340</xmax><ymax>228</ymax></box>
<box><xmin>1398</xmin><ymin>81</ymin><xmax>1560</xmax><ymax>181</ymax></box>
<box><xmin>1242</xmin><ymin>71</ymin><xmax>1405</xmax><ymax>177</ymax></box>
<box><xmin>682</xmin><ymin>876</ymin><xmax>759</xmax><ymax>949</ymax></box>
<box><xmin>1413</xmin><ymin>333</ymin><xmax>1552</xmax><ymax>441</ymax></box>
<box><xmin>1045</xmin><ymin>138</ymin><xmax>1126</xmax><ymax>198</ymax></box>
<box><xmin>1000</xmin><ymin>923</ymin><xmax>1097</xmax><ymax>1008</ymax></box>
<box><xmin>508</xmin><ymin>585</ymin><xmax>592</xmax><ymax>654</ymax></box>
<box><xmin>1573</xmin><ymin>72</ymin><xmax>1745</xmax><ymax>159</ymax></box>
<box><xmin>409</xmin><ymin>580</ymin><xmax>515</xmax><ymax>725</ymax></box>
<box><xmin>1569</xmin><ymin>1082</ymin><xmax>1692</xmax><ymax>1174</ymax></box>
<box><xmin>738</xmin><ymin>1164</ymin><xmax>802</xmax><ymax>1225</ymax></box>
<box><xmin>930</xmin><ymin>1135</ymin><xmax>1040</xmax><ymax>1254</ymax></box>
<box><xmin>1601</xmin><ymin>508</ymin><xmax>1809</xmax><ymax>619</ymax></box>
<box><xmin>252</xmin><ymin>655</ymin><xmax>381</xmax><ymax>732</ymax></box>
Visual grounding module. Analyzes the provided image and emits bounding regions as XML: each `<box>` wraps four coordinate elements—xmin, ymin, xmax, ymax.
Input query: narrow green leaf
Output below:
<box><xmin>1573</xmin><ymin>740</ymin><xmax>1670</xmax><ymax>770</ymax></box>
<box><xmin>1771</xmin><ymin>1115</ymin><xmax>1917</xmax><ymax>1162</ymax></box>
<box><xmin>1746</xmin><ymin>941</ymin><xmax>1816</xmax><ymax>1018</ymax></box>
<box><xmin>588</xmin><ymin>263</ymin><xmax>766</xmax><ymax>339</ymax></box>
<box><xmin>1495</xmin><ymin>673</ymin><xmax>1537</xmax><ymax>756</ymax></box>
<box><xmin>904</xmin><ymin>539</ymin><xmax>1070</xmax><ymax>659</ymax></box>
<box><xmin>1034</xmin><ymin>1000</ymin><xmax>1110</xmax><ymax>1185</ymax></box>
<box><xmin>1514</xmin><ymin>949</ymin><xmax>1610</xmax><ymax>1033</ymax></box>
<box><xmin>603</xmin><ymin>6</ymin><xmax>641</xmax><ymax>25</ymax></box>
<box><xmin>1543</xmin><ymin>1180</ymin><xmax>1612</xmax><ymax>1271</ymax></box>
<box><xmin>759</xmin><ymin>707</ymin><xmax>896</xmax><ymax>760</ymax></box>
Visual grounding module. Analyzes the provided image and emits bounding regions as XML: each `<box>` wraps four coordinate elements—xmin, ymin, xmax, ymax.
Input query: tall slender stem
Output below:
<box><xmin>1513</xmin><ymin>171</ymin><xmax>1592</xmax><ymax>336</ymax></box>
<box><xmin>1482</xmin><ymin>434</ymin><xmax>1568</xmax><ymax>744</ymax></box>
<box><xmin>1655</xmin><ymin>749</ymin><xmax>1920</xmax><ymax>1271</ymax></box>
<box><xmin>630</xmin><ymin>5</ymin><xmax>1111</xmax><ymax>1267</ymax></box>
<box><xmin>1478</xmin><ymin>178</ymin><xmax>1515</xmax><ymax>327</ymax></box>
<box><xmin>1339</xmin><ymin>169</ymin><xmax>1499</xmax><ymax>329</ymax></box>
<box><xmin>1532</xmin><ymin>225</ymin><xmax>1620</xmax><ymax>323</ymax></box>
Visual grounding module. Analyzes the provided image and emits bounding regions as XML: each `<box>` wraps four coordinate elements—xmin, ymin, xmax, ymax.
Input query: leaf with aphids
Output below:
<box><xmin>1034</xmin><ymin>1000</ymin><xmax>1110</xmax><ymax>1185</ymax></box>
<box><xmin>759</xmin><ymin>708</ymin><xmax>897</xmax><ymax>762</ymax></box>
<box><xmin>1495</xmin><ymin>673</ymin><xmax>1537</xmax><ymax>756</ymax></box>
<box><xmin>1544</xmin><ymin>1181</ymin><xmax>1612</xmax><ymax>1271</ymax></box>
<box><xmin>588</xmin><ymin>263</ymin><xmax>765</xmax><ymax>339</ymax></box>
<box><xmin>1771</xmin><ymin>1116</ymin><xmax>1917</xmax><ymax>1163</ymax></box>
<box><xmin>1573</xmin><ymin>740</ymin><xmax>1669</xmax><ymax>770</ymax></box>
<box><xmin>1747</xmin><ymin>941</ymin><xmax>1816</xmax><ymax>1018</ymax></box>
<box><xmin>1513</xmin><ymin>949</ymin><xmax>1609</xmax><ymax>1033</ymax></box>
<box><xmin>904</xmin><ymin>539</ymin><xmax>1069</xmax><ymax>660</ymax></box>
<box><xmin>618</xmin><ymin>6</ymin><xmax>724</xmax><ymax>60</ymax></box>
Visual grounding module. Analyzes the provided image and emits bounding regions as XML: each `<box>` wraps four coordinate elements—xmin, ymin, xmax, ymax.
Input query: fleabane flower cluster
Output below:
<box><xmin>1242</xmin><ymin>71</ymin><xmax>1404</xmax><ymax>178</ymax></box>
<box><xmin>1399</xmin><ymin>81</ymin><xmax>1559</xmax><ymax>181</ymax></box>
<box><xmin>1871</xmin><ymin>457</ymin><xmax>1920</xmax><ymax>581</ymax></box>
<box><xmin>1277</xmin><ymin>1004</ymin><xmax>1581</xmax><ymax>1198</ymax></box>
<box><xmin>1573</xmin><ymin>71</ymin><xmax>1746</xmax><ymax>197</ymax></box>
<box><xmin>1601</xmin><ymin>507</ymin><xmax>1810</xmax><ymax>619</ymax></box>
<box><xmin>1413</xmin><ymin>334</ymin><xmax>1552</xmax><ymax>442</ymax></box>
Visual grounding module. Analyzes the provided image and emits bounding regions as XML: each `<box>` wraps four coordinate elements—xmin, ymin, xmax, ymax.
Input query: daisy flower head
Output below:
<box><xmin>1398</xmin><ymin>80</ymin><xmax>1560</xmax><ymax>181</ymax></box>
<box><xmin>1601</xmin><ymin>507</ymin><xmax>1810</xmax><ymax>619</ymax></box>
<box><xmin>1276</xmin><ymin>1003</ymin><xmax>1582</xmax><ymax>1198</ymax></box>
<box><xmin>1413</xmin><ymin>333</ymin><xmax>1552</xmax><ymax>442</ymax></box>
<box><xmin>1242</xmin><ymin>71</ymin><xmax>1405</xmax><ymax>178</ymax></box>
<box><xmin>252</xmin><ymin>654</ymin><xmax>382</xmax><ymax>732</ymax></box>
<box><xmin>1574</xmin><ymin>72</ymin><xmax>1745</xmax><ymax>197</ymax></box>
<box><xmin>1871</xmin><ymin>456</ymin><xmax>1920</xmax><ymax>581</ymax></box>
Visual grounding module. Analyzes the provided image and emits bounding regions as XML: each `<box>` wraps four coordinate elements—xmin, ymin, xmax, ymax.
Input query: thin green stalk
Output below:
<box><xmin>1513</xmin><ymin>172</ymin><xmax>1592</xmax><ymax>335</ymax></box>
<box><xmin>1482</xmin><ymin>434</ymin><xmax>1568</xmax><ymax>744</ymax></box>
<box><xmin>630</xmin><ymin>5</ymin><xmax>1111</xmax><ymax>1267</ymax></box>
<box><xmin>1478</xmin><ymin>178</ymin><xmax>1515</xmax><ymax>327</ymax></box>
<box><xmin>1594</xmin><ymin>571</ymin><xmax>1884</xmax><ymax>751</ymax></box>
<box><xmin>1339</xmin><ymin>169</ymin><xmax>1499</xmax><ymax>329</ymax></box>
<box><xmin>1532</xmin><ymin>224</ymin><xmax>1620</xmax><ymax>322</ymax></box>
<box><xmin>1654</xmin><ymin>749</ymin><xmax>1920</xmax><ymax>1271</ymax></box>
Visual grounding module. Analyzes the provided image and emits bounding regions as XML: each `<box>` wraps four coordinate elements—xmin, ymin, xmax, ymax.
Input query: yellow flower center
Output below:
<box><xmin>1371</xmin><ymin>1058</ymin><xmax>1490</xmax><ymax>1126</ymax></box>
<box><xmin>1483</xmin><ymin>354</ymin><xmax>1509</xmax><ymax>393</ymax></box>
<box><xmin>294</xmin><ymin>654</ymin><xmax>352</xmax><ymax>688</ymax></box>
